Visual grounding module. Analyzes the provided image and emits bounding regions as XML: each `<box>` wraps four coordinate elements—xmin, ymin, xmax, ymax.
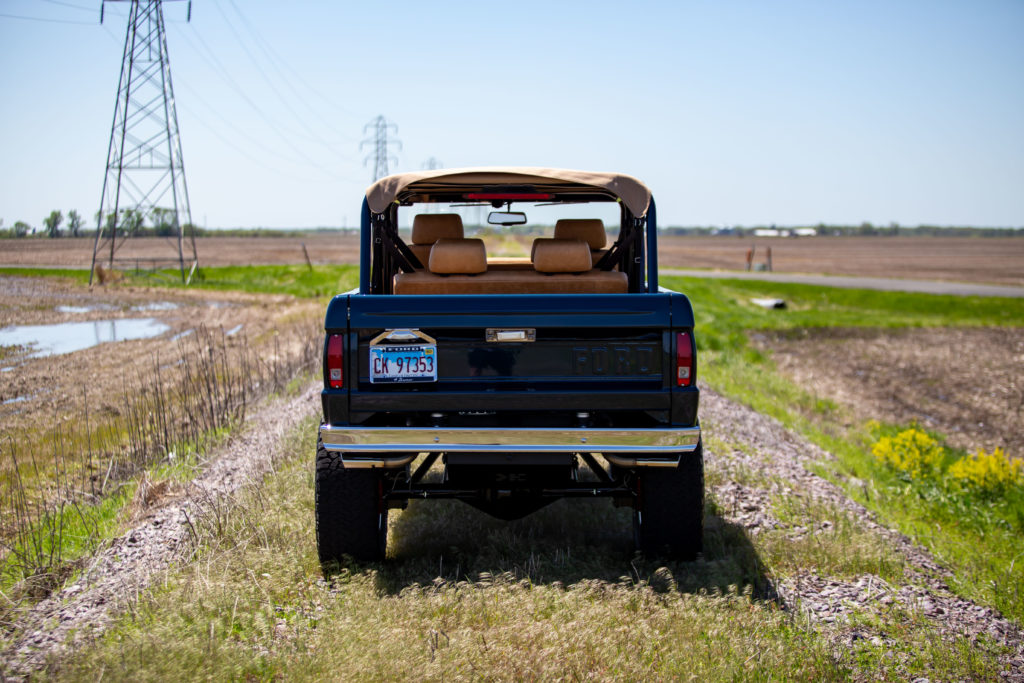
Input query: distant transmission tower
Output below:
<box><xmin>360</xmin><ymin>115</ymin><xmax>401</xmax><ymax>182</ymax></box>
<box><xmin>90</xmin><ymin>0</ymin><xmax>198</xmax><ymax>284</ymax></box>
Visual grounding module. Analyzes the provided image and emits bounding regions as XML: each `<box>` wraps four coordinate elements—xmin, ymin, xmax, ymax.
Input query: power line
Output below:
<box><xmin>205</xmin><ymin>0</ymin><xmax>355</xmax><ymax>157</ymax></box>
<box><xmin>175</xmin><ymin>82</ymin><xmax>362</xmax><ymax>184</ymax></box>
<box><xmin>222</xmin><ymin>0</ymin><xmax>360</xmax><ymax>127</ymax></box>
<box><xmin>170</xmin><ymin>23</ymin><xmax>353</xmax><ymax>179</ymax></box>
<box><xmin>37</xmin><ymin>0</ymin><xmax>95</xmax><ymax>12</ymax></box>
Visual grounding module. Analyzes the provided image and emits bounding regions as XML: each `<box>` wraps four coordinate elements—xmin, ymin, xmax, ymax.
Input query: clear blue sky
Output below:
<box><xmin>1</xmin><ymin>0</ymin><xmax>1022</xmax><ymax>229</ymax></box>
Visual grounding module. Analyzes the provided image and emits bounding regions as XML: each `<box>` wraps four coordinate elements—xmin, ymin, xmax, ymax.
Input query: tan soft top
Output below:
<box><xmin>365</xmin><ymin>167</ymin><xmax>652</xmax><ymax>217</ymax></box>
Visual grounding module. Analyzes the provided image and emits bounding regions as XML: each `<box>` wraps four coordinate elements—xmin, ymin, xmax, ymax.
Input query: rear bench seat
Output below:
<box><xmin>408</xmin><ymin>214</ymin><xmax>464</xmax><ymax>266</ymax></box>
<box><xmin>393</xmin><ymin>238</ymin><xmax>628</xmax><ymax>294</ymax></box>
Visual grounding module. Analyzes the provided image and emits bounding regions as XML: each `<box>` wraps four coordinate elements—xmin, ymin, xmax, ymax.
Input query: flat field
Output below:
<box><xmin>2</xmin><ymin>234</ymin><xmax>1022</xmax><ymax>284</ymax></box>
<box><xmin>2</xmin><ymin>254</ymin><xmax>1023</xmax><ymax>678</ymax></box>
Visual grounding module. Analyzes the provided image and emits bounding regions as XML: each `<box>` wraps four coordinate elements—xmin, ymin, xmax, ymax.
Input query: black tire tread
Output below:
<box><xmin>315</xmin><ymin>444</ymin><xmax>387</xmax><ymax>565</ymax></box>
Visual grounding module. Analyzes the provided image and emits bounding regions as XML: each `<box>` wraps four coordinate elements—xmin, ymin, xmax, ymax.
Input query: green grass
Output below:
<box><xmin>0</xmin><ymin>264</ymin><xmax>359</xmax><ymax>299</ymax></box>
<box><xmin>50</xmin><ymin>418</ymin><xmax>1006</xmax><ymax>681</ymax></box>
<box><xmin>160</xmin><ymin>264</ymin><xmax>358</xmax><ymax>298</ymax></box>
<box><xmin>0</xmin><ymin>483</ymin><xmax>135</xmax><ymax>601</ymax></box>
<box><xmin>0</xmin><ymin>267</ymin><xmax>91</xmax><ymax>285</ymax></box>
<box><xmin>663</xmin><ymin>274</ymin><xmax>1024</xmax><ymax>622</ymax></box>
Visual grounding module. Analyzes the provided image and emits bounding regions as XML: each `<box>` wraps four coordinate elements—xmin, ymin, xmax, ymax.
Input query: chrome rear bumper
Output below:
<box><xmin>319</xmin><ymin>424</ymin><xmax>701</xmax><ymax>468</ymax></box>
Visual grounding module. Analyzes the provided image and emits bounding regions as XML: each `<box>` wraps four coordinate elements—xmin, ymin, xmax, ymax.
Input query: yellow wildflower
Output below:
<box><xmin>871</xmin><ymin>428</ymin><xmax>944</xmax><ymax>480</ymax></box>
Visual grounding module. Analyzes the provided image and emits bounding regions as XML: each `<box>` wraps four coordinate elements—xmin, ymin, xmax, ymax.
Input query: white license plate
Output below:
<box><xmin>369</xmin><ymin>344</ymin><xmax>437</xmax><ymax>383</ymax></box>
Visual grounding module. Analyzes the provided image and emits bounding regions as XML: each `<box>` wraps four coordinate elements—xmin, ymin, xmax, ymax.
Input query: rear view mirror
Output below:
<box><xmin>488</xmin><ymin>211</ymin><xmax>527</xmax><ymax>226</ymax></box>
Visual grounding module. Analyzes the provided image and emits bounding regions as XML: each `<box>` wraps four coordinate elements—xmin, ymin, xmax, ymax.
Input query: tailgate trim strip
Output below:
<box><xmin>320</xmin><ymin>425</ymin><xmax>700</xmax><ymax>456</ymax></box>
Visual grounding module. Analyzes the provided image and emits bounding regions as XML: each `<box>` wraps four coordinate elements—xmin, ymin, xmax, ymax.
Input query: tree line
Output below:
<box><xmin>661</xmin><ymin>222</ymin><xmax>1024</xmax><ymax>238</ymax></box>
<box><xmin>0</xmin><ymin>208</ymin><xmax>199</xmax><ymax>239</ymax></box>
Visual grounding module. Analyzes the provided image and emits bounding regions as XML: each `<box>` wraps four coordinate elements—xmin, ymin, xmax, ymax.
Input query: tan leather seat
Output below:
<box><xmin>554</xmin><ymin>219</ymin><xmax>609</xmax><ymax>261</ymax></box>
<box><xmin>531</xmin><ymin>239</ymin><xmax>592</xmax><ymax>273</ymax></box>
<box><xmin>428</xmin><ymin>238</ymin><xmax>487</xmax><ymax>274</ymax></box>
<box><xmin>394</xmin><ymin>238</ymin><xmax>627</xmax><ymax>295</ymax></box>
<box><xmin>409</xmin><ymin>214</ymin><xmax>464</xmax><ymax>266</ymax></box>
<box><xmin>393</xmin><ymin>269</ymin><xmax>627</xmax><ymax>295</ymax></box>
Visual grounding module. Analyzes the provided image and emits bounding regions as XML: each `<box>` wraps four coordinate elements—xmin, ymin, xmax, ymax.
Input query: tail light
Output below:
<box><xmin>326</xmin><ymin>334</ymin><xmax>344</xmax><ymax>388</ymax></box>
<box><xmin>676</xmin><ymin>331</ymin><xmax>694</xmax><ymax>387</ymax></box>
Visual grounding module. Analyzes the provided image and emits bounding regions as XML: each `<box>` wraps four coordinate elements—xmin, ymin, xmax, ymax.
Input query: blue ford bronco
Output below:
<box><xmin>317</xmin><ymin>168</ymin><xmax>701</xmax><ymax>563</ymax></box>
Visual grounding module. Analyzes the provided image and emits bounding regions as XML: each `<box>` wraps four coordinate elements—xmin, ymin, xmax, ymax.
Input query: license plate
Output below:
<box><xmin>369</xmin><ymin>344</ymin><xmax>437</xmax><ymax>383</ymax></box>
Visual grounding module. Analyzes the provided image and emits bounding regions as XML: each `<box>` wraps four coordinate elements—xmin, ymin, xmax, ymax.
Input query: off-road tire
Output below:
<box><xmin>315</xmin><ymin>443</ymin><xmax>387</xmax><ymax>566</ymax></box>
<box><xmin>636</xmin><ymin>441</ymin><xmax>704</xmax><ymax>560</ymax></box>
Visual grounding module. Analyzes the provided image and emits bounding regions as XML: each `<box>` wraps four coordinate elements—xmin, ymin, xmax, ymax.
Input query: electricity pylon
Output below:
<box><xmin>90</xmin><ymin>0</ymin><xmax>198</xmax><ymax>284</ymax></box>
<box><xmin>360</xmin><ymin>115</ymin><xmax>401</xmax><ymax>183</ymax></box>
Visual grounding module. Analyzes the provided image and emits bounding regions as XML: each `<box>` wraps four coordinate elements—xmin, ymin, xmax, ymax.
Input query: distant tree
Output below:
<box><xmin>121</xmin><ymin>208</ymin><xmax>144</xmax><ymax>236</ymax></box>
<box><xmin>95</xmin><ymin>210</ymin><xmax>117</xmax><ymax>235</ymax></box>
<box><xmin>43</xmin><ymin>210</ymin><xmax>64</xmax><ymax>238</ymax></box>
<box><xmin>150</xmin><ymin>207</ymin><xmax>175</xmax><ymax>236</ymax></box>
<box><xmin>68</xmin><ymin>210</ymin><xmax>84</xmax><ymax>237</ymax></box>
<box><xmin>13</xmin><ymin>221</ymin><xmax>31</xmax><ymax>238</ymax></box>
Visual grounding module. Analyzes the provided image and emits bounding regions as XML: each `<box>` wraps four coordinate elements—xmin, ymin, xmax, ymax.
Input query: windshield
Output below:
<box><xmin>398</xmin><ymin>201</ymin><xmax>621</xmax><ymax>257</ymax></box>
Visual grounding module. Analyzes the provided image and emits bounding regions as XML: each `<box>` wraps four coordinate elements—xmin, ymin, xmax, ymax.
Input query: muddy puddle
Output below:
<box><xmin>0</xmin><ymin>318</ymin><xmax>171</xmax><ymax>360</ymax></box>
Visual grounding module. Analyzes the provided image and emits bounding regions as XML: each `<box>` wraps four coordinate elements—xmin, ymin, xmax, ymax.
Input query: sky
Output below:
<box><xmin>1</xmin><ymin>0</ymin><xmax>1022</xmax><ymax>230</ymax></box>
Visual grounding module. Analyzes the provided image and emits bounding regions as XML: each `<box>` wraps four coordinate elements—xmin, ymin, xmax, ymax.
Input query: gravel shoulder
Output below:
<box><xmin>0</xmin><ymin>383</ymin><xmax>320</xmax><ymax>677</ymax></box>
<box><xmin>702</xmin><ymin>385</ymin><xmax>1024</xmax><ymax>678</ymax></box>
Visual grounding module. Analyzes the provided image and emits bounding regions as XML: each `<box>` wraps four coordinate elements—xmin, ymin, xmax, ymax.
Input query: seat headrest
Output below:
<box><xmin>554</xmin><ymin>219</ymin><xmax>607</xmax><ymax>250</ymax></box>
<box><xmin>532</xmin><ymin>239</ymin><xmax>592</xmax><ymax>273</ymax></box>
<box><xmin>412</xmin><ymin>214</ymin><xmax>464</xmax><ymax>245</ymax></box>
<box><xmin>429</xmin><ymin>238</ymin><xmax>487</xmax><ymax>275</ymax></box>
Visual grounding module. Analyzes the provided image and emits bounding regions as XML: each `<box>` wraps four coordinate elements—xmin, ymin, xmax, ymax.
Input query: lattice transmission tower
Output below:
<box><xmin>90</xmin><ymin>0</ymin><xmax>197</xmax><ymax>284</ymax></box>
<box><xmin>360</xmin><ymin>115</ymin><xmax>401</xmax><ymax>182</ymax></box>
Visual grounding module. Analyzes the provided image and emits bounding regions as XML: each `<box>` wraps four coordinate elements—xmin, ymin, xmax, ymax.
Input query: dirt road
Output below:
<box><xmin>662</xmin><ymin>269</ymin><xmax>1024</xmax><ymax>298</ymax></box>
<box><xmin>4</xmin><ymin>382</ymin><xmax>1022</xmax><ymax>678</ymax></box>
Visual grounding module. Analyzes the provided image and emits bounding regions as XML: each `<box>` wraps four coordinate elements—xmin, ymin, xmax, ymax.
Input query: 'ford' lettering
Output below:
<box><xmin>572</xmin><ymin>345</ymin><xmax>655</xmax><ymax>376</ymax></box>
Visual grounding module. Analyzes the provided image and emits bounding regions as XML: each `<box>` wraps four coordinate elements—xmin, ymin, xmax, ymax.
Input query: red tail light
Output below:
<box><xmin>326</xmin><ymin>334</ymin><xmax>344</xmax><ymax>388</ymax></box>
<box><xmin>465</xmin><ymin>192</ymin><xmax>553</xmax><ymax>201</ymax></box>
<box><xmin>676</xmin><ymin>332</ymin><xmax>694</xmax><ymax>387</ymax></box>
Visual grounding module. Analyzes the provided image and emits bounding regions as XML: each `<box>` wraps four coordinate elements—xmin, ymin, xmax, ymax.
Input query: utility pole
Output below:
<box><xmin>360</xmin><ymin>115</ymin><xmax>401</xmax><ymax>183</ymax></box>
<box><xmin>90</xmin><ymin>0</ymin><xmax>198</xmax><ymax>284</ymax></box>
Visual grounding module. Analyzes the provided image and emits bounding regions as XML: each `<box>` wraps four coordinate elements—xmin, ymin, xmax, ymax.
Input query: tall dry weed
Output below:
<box><xmin>0</xmin><ymin>320</ymin><xmax>320</xmax><ymax>603</ymax></box>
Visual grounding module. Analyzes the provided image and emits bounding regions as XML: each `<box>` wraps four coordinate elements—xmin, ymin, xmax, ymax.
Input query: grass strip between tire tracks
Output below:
<box><xmin>54</xmin><ymin>416</ymin><xmax>1006</xmax><ymax>681</ymax></box>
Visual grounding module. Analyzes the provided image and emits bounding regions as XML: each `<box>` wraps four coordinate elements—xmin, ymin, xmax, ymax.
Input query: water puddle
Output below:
<box><xmin>132</xmin><ymin>301</ymin><xmax>180</xmax><ymax>312</ymax></box>
<box><xmin>56</xmin><ymin>304</ymin><xmax>115</xmax><ymax>314</ymax></box>
<box><xmin>0</xmin><ymin>318</ymin><xmax>171</xmax><ymax>359</ymax></box>
<box><xmin>2</xmin><ymin>395</ymin><xmax>30</xmax><ymax>405</ymax></box>
<box><xmin>170</xmin><ymin>329</ymin><xmax>195</xmax><ymax>342</ymax></box>
<box><xmin>225</xmin><ymin>324</ymin><xmax>244</xmax><ymax>337</ymax></box>
<box><xmin>56</xmin><ymin>302</ymin><xmax>180</xmax><ymax>314</ymax></box>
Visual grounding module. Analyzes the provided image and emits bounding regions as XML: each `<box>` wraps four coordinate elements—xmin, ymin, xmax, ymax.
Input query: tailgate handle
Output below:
<box><xmin>486</xmin><ymin>328</ymin><xmax>536</xmax><ymax>343</ymax></box>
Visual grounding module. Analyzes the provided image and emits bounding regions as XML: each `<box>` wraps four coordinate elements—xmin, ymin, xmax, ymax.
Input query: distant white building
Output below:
<box><xmin>753</xmin><ymin>228</ymin><xmax>790</xmax><ymax>237</ymax></box>
<box><xmin>793</xmin><ymin>228</ymin><xmax>817</xmax><ymax>237</ymax></box>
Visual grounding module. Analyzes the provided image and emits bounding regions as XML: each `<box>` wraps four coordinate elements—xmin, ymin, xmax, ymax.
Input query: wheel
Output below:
<box><xmin>635</xmin><ymin>441</ymin><xmax>704</xmax><ymax>560</ymax></box>
<box><xmin>315</xmin><ymin>442</ymin><xmax>388</xmax><ymax>566</ymax></box>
